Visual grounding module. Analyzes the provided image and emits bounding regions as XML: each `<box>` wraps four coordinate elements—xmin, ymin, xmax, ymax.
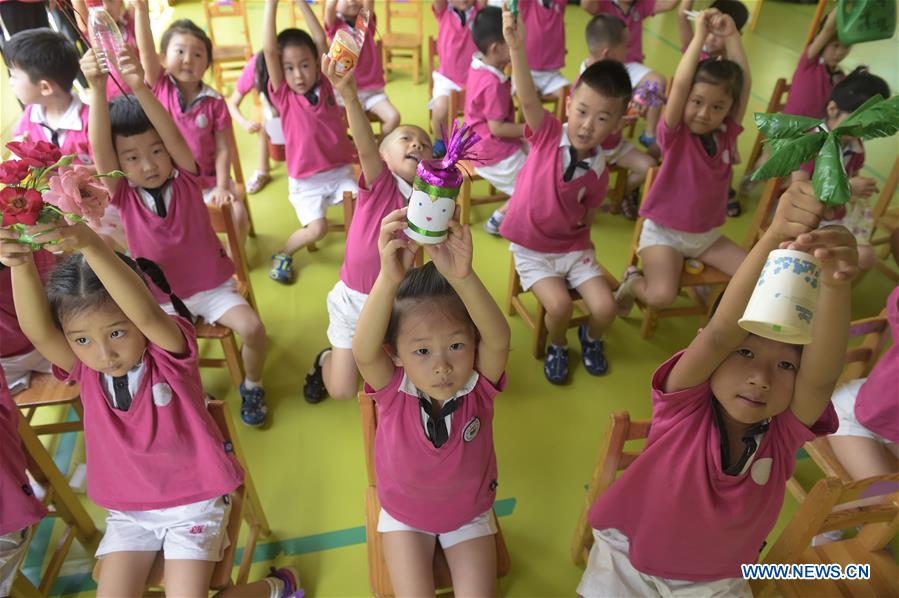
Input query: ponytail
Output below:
<box><xmin>134</xmin><ymin>258</ymin><xmax>194</xmax><ymax>323</ymax></box>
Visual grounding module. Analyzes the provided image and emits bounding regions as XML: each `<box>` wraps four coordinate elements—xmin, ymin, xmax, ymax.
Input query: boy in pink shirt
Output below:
<box><xmin>501</xmin><ymin>7</ymin><xmax>628</xmax><ymax>385</ymax></box>
<box><xmin>580</xmin><ymin>183</ymin><xmax>857</xmax><ymax>595</ymax></box>
<box><xmin>302</xmin><ymin>58</ymin><xmax>434</xmax><ymax>404</ymax></box>
<box><xmin>83</xmin><ymin>47</ymin><xmax>270</xmax><ymax>428</ymax></box>
<box><xmin>325</xmin><ymin>0</ymin><xmax>401</xmax><ymax>134</ymax></box>
<box><xmin>519</xmin><ymin>0</ymin><xmax>570</xmax><ymax>97</ymax></box>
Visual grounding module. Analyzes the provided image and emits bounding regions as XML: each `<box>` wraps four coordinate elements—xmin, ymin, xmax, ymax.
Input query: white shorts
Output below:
<box><xmin>638</xmin><ymin>219</ymin><xmax>722</xmax><ymax>258</ymax></box>
<box><xmin>430</xmin><ymin>70</ymin><xmax>463</xmax><ymax>105</ymax></box>
<box><xmin>326</xmin><ymin>280</ymin><xmax>369</xmax><ymax>349</ymax></box>
<box><xmin>1</xmin><ymin>349</ymin><xmax>52</xmax><ymax>394</ymax></box>
<box><xmin>262</xmin><ymin>100</ymin><xmax>286</xmax><ymax>145</ymax></box>
<box><xmin>288</xmin><ymin>165</ymin><xmax>357</xmax><ymax>227</ymax></box>
<box><xmin>530</xmin><ymin>69</ymin><xmax>570</xmax><ymax>97</ymax></box>
<box><xmin>602</xmin><ymin>137</ymin><xmax>636</xmax><ymax>165</ymax></box>
<box><xmin>97</xmin><ymin>495</ymin><xmax>231</xmax><ymax>561</ymax></box>
<box><xmin>0</xmin><ymin>527</ymin><xmax>32</xmax><ymax>596</ymax></box>
<box><xmin>162</xmin><ymin>278</ymin><xmax>248</xmax><ymax>325</ymax></box>
<box><xmin>577</xmin><ymin>528</ymin><xmax>751</xmax><ymax>598</ymax></box>
<box><xmin>625</xmin><ymin>62</ymin><xmax>652</xmax><ymax>88</ymax></box>
<box><xmin>335</xmin><ymin>88</ymin><xmax>389</xmax><ymax>112</ymax></box>
<box><xmin>510</xmin><ymin>243</ymin><xmax>604</xmax><ymax>292</ymax></box>
<box><xmin>473</xmin><ymin>149</ymin><xmax>528</xmax><ymax>196</ymax></box>
<box><xmin>377</xmin><ymin>508</ymin><xmax>497</xmax><ymax>549</ymax></box>
<box><xmin>830</xmin><ymin>378</ymin><xmax>892</xmax><ymax>443</ymax></box>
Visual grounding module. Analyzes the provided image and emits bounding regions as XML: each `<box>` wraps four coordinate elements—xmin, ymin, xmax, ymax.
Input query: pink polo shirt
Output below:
<box><xmin>326</xmin><ymin>13</ymin><xmax>385</xmax><ymax>92</ymax></box>
<box><xmin>434</xmin><ymin>2</ymin><xmax>479</xmax><ymax>87</ymax></box>
<box><xmin>589</xmin><ymin>351</ymin><xmax>837</xmax><ymax>581</ymax></box>
<box><xmin>340</xmin><ymin>165</ymin><xmax>408</xmax><ymax>295</ymax></box>
<box><xmin>639</xmin><ymin>116</ymin><xmax>743</xmax><ymax>233</ymax></box>
<box><xmin>111</xmin><ymin>168</ymin><xmax>235</xmax><ymax>303</ymax></box>
<box><xmin>855</xmin><ymin>286</ymin><xmax>899</xmax><ymax>443</ymax></box>
<box><xmin>464</xmin><ymin>56</ymin><xmax>520</xmax><ymax>166</ymax></box>
<box><xmin>521</xmin><ymin>0</ymin><xmax>566</xmax><ymax>71</ymax></box>
<box><xmin>152</xmin><ymin>75</ymin><xmax>231</xmax><ymax>190</ymax></box>
<box><xmin>0</xmin><ymin>366</ymin><xmax>48</xmax><ymax>535</ymax></box>
<box><xmin>365</xmin><ymin>367</ymin><xmax>506</xmax><ymax>533</ymax></box>
<box><xmin>53</xmin><ymin>317</ymin><xmax>243</xmax><ymax>511</ymax></box>
<box><xmin>268</xmin><ymin>78</ymin><xmax>355</xmax><ymax>179</ymax></box>
<box><xmin>783</xmin><ymin>51</ymin><xmax>837</xmax><ymax>119</ymax></box>
<box><xmin>13</xmin><ymin>96</ymin><xmax>91</xmax><ymax>164</ymax></box>
<box><xmin>500</xmin><ymin>112</ymin><xmax>608</xmax><ymax>253</ymax></box>
<box><xmin>592</xmin><ymin>0</ymin><xmax>656</xmax><ymax>64</ymax></box>
<box><xmin>1</xmin><ymin>251</ymin><xmax>57</xmax><ymax>359</ymax></box>
<box><xmin>236</xmin><ymin>54</ymin><xmax>258</xmax><ymax>96</ymax></box>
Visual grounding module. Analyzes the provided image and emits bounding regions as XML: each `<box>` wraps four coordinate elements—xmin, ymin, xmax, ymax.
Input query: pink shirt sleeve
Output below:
<box><xmin>236</xmin><ymin>55</ymin><xmax>257</xmax><ymax>96</ymax></box>
<box><xmin>211</xmin><ymin>98</ymin><xmax>232</xmax><ymax>132</ymax></box>
<box><xmin>640</xmin><ymin>0</ymin><xmax>657</xmax><ymax>18</ymax></box>
<box><xmin>363</xmin><ymin>367</ymin><xmax>404</xmax><ymax>407</ymax></box>
<box><xmin>482</xmin><ymin>82</ymin><xmax>513</xmax><ymax>122</ymax></box>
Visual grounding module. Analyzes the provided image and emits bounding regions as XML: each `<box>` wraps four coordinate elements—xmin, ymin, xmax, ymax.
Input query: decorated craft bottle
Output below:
<box><xmin>86</xmin><ymin>0</ymin><xmax>126</xmax><ymax>74</ymax></box>
<box><xmin>836</xmin><ymin>0</ymin><xmax>896</xmax><ymax>44</ymax></box>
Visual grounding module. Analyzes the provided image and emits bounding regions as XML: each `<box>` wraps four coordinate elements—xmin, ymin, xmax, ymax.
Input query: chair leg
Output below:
<box><xmin>245</xmin><ymin>196</ymin><xmax>256</xmax><ymax>238</ymax></box>
<box><xmin>413</xmin><ymin>47</ymin><xmax>421</xmax><ymax>84</ymax></box>
<box><xmin>640</xmin><ymin>307</ymin><xmax>657</xmax><ymax>339</ymax></box>
<box><xmin>460</xmin><ymin>178</ymin><xmax>472</xmax><ymax>225</ymax></box>
<box><xmin>221</xmin><ymin>334</ymin><xmax>246</xmax><ymax>388</ymax></box>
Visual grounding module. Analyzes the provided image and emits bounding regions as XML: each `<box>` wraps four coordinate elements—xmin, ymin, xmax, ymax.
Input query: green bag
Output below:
<box><xmin>836</xmin><ymin>0</ymin><xmax>896</xmax><ymax>44</ymax></box>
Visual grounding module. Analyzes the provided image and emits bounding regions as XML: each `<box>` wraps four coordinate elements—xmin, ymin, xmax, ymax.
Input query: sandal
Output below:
<box><xmin>727</xmin><ymin>187</ymin><xmax>742</xmax><ymax>217</ymax></box>
<box><xmin>247</xmin><ymin>170</ymin><xmax>271</xmax><ymax>195</ymax></box>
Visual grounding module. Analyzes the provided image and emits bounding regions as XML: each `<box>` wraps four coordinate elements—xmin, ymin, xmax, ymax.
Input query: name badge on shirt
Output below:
<box><xmin>462</xmin><ymin>416</ymin><xmax>480</xmax><ymax>442</ymax></box>
<box><xmin>195</xmin><ymin>113</ymin><xmax>209</xmax><ymax>129</ymax></box>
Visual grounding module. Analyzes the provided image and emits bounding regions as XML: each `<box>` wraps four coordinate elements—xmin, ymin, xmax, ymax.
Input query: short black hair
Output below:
<box><xmin>694</xmin><ymin>58</ymin><xmax>744</xmax><ymax>105</ymax></box>
<box><xmin>710</xmin><ymin>0</ymin><xmax>749</xmax><ymax>32</ymax></box>
<box><xmin>575</xmin><ymin>59</ymin><xmax>633</xmax><ymax>111</ymax></box>
<box><xmin>472</xmin><ymin>6</ymin><xmax>504</xmax><ymax>55</ymax></box>
<box><xmin>585</xmin><ymin>14</ymin><xmax>627</xmax><ymax>53</ymax></box>
<box><xmin>830</xmin><ymin>67</ymin><xmax>890</xmax><ymax>113</ymax></box>
<box><xmin>109</xmin><ymin>95</ymin><xmax>154</xmax><ymax>141</ymax></box>
<box><xmin>277</xmin><ymin>27</ymin><xmax>318</xmax><ymax>57</ymax></box>
<box><xmin>159</xmin><ymin>19</ymin><xmax>213</xmax><ymax>65</ymax></box>
<box><xmin>3</xmin><ymin>28</ymin><xmax>80</xmax><ymax>90</ymax></box>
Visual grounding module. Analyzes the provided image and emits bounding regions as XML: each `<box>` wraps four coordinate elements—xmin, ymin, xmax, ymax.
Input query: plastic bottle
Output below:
<box><xmin>86</xmin><ymin>0</ymin><xmax>126</xmax><ymax>74</ymax></box>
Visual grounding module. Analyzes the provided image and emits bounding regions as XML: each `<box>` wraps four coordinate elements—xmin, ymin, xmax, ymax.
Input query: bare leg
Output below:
<box><xmin>531</xmin><ymin>277</ymin><xmax>574</xmax><ymax>346</ymax></box>
<box><xmin>382</xmin><ymin>531</ymin><xmax>437</xmax><ymax>596</ymax></box>
<box><xmin>631</xmin><ymin>245</ymin><xmax>684</xmax><ymax>309</ymax></box>
<box><xmin>828</xmin><ymin>435</ymin><xmax>898</xmax><ymax>480</ymax></box>
<box><xmin>257</xmin><ymin>129</ymin><xmax>271</xmax><ymax>175</ymax></box>
<box><xmin>230</xmin><ymin>197</ymin><xmax>251</xmax><ymax>248</ymax></box>
<box><xmin>322</xmin><ymin>347</ymin><xmax>360</xmax><ymax>400</ymax></box>
<box><xmin>857</xmin><ymin>244</ymin><xmax>875</xmax><ymax>272</ymax></box>
<box><xmin>696</xmin><ymin>235</ymin><xmax>748</xmax><ymax>276</ymax></box>
<box><xmin>615</xmin><ymin>148</ymin><xmax>657</xmax><ymax>193</ymax></box>
<box><xmin>163</xmin><ymin>559</ymin><xmax>216</xmax><ymax>597</ymax></box>
<box><xmin>368</xmin><ymin>98</ymin><xmax>401</xmax><ymax>135</ymax></box>
<box><xmin>575</xmin><ymin>275</ymin><xmax>617</xmax><ymax>339</ymax></box>
<box><xmin>95</xmin><ymin>551</ymin><xmax>158</xmax><ymax>597</ymax></box>
<box><xmin>279</xmin><ymin>218</ymin><xmax>329</xmax><ymax>256</ymax></box>
<box><xmin>431</xmin><ymin>95</ymin><xmax>450</xmax><ymax>138</ymax></box>
<box><xmin>443</xmin><ymin>535</ymin><xmax>497</xmax><ymax>597</ymax></box>
<box><xmin>217</xmin><ymin>304</ymin><xmax>267</xmax><ymax>383</ymax></box>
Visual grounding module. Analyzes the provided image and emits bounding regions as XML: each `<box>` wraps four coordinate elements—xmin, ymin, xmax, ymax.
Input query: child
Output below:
<box><xmin>583</xmin><ymin>13</ymin><xmax>657</xmax><ymax>220</ymax></box>
<box><xmin>6</xmin><ymin>28</ymin><xmax>91</xmax><ymax>164</ymax></box>
<box><xmin>227</xmin><ymin>52</ymin><xmax>275</xmax><ymax>195</ymax></box>
<box><xmin>352</xmin><ymin>208</ymin><xmax>511</xmax><ymax>596</ymax></box>
<box><xmin>430</xmin><ymin>0</ymin><xmax>485</xmax><ymax>157</ymax></box>
<box><xmin>0</xmin><ymin>223</ymin><xmax>300</xmax><ymax>597</ymax></box>
<box><xmin>519</xmin><ymin>0</ymin><xmax>570</xmax><ymax>98</ymax></box>
<box><xmin>790</xmin><ymin>68</ymin><xmax>889</xmax><ymax>274</ymax></box>
<box><xmin>83</xmin><ymin>47</ymin><xmax>270</xmax><ymax>427</ymax></box>
<box><xmin>263</xmin><ymin>0</ymin><xmax>357</xmax><ymax>284</ymax></box>
<box><xmin>500</xmin><ymin>8</ymin><xmax>625</xmax><ymax>385</ymax></box>
<box><xmin>74</xmin><ymin>0</ymin><xmax>138</xmax><ymax>100</ymax></box>
<box><xmin>829</xmin><ymin>285</ymin><xmax>899</xmax><ymax>481</ymax></box>
<box><xmin>579</xmin><ymin>182</ymin><xmax>857</xmax><ymax>596</ymax></box>
<box><xmin>677</xmin><ymin>0</ymin><xmax>749</xmax><ymax>60</ymax></box>
<box><xmin>464</xmin><ymin>5</ymin><xmax>527</xmax><ymax>235</ymax></box>
<box><xmin>324</xmin><ymin>0</ymin><xmax>401</xmax><ymax>134</ymax></box>
<box><xmin>615</xmin><ymin>10</ymin><xmax>751</xmax><ymax>317</ymax></box>
<box><xmin>133</xmin><ymin>5</ymin><xmax>250</xmax><ymax>244</ymax></box>
<box><xmin>582</xmin><ymin>0</ymin><xmax>680</xmax><ymax>157</ymax></box>
<box><xmin>303</xmin><ymin>58</ymin><xmax>434</xmax><ymax>404</ymax></box>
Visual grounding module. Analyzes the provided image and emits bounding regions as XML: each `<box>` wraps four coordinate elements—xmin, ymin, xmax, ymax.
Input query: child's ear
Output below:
<box><xmin>38</xmin><ymin>79</ymin><xmax>56</xmax><ymax>97</ymax></box>
<box><xmin>383</xmin><ymin>344</ymin><xmax>402</xmax><ymax>367</ymax></box>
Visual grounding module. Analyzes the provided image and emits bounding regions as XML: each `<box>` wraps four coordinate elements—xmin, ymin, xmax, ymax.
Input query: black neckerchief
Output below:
<box><xmin>563</xmin><ymin>145</ymin><xmax>591</xmax><ymax>182</ymax></box>
<box><xmin>110</xmin><ymin>375</ymin><xmax>133</xmax><ymax>411</ymax></box>
<box><xmin>699</xmin><ymin>132</ymin><xmax>718</xmax><ymax>157</ymax></box>
<box><xmin>343</xmin><ymin>15</ymin><xmax>357</xmax><ymax>29</ymax></box>
<box><xmin>453</xmin><ymin>6</ymin><xmax>467</xmax><ymax>26</ymax></box>
<box><xmin>41</xmin><ymin>124</ymin><xmax>60</xmax><ymax>147</ymax></box>
<box><xmin>304</xmin><ymin>84</ymin><xmax>320</xmax><ymax>106</ymax></box>
<box><xmin>143</xmin><ymin>184</ymin><xmax>169</xmax><ymax>217</ymax></box>
<box><xmin>712</xmin><ymin>401</ymin><xmax>770</xmax><ymax>476</ymax></box>
<box><xmin>417</xmin><ymin>392</ymin><xmax>462</xmax><ymax>448</ymax></box>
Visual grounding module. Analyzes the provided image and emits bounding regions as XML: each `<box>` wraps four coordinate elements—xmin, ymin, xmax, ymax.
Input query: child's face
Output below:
<box><xmin>821</xmin><ymin>40</ymin><xmax>850</xmax><ymax>70</ymax></box>
<box><xmin>684</xmin><ymin>81</ymin><xmax>734</xmax><ymax>135</ymax></box>
<box><xmin>710</xmin><ymin>334</ymin><xmax>801</xmax><ymax>426</ymax></box>
<box><xmin>62</xmin><ymin>302</ymin><xmax>147</xmax><ymax>377</ymax></box>
<box><xmin>380</xmin><ymin>125</ymin><xmax>433</xmax><ymax>183</ymax></box>
<box><xmin>703</xmin><ymin>32</ymin><xmax>727</xmax><ymax>57</ymax></box>
<box><xmin>449</xmin><ymin>0</ymin><xmax>476</xmax><ymax>10</ymax></box>
<box><xmin>163</xmin><ymin>32</ymin><xmax>210</xmax><ymax>85</ymax></box>
<box><xmin>565</xmin><ymin>85</ymin><xmax>626</xmax><ymax>152</ymax></box>
<box><xmin>113</xmin><ymin>129</ymin><xmax>174</xmax><ymax>189</ymax></box>
<box><xmin>282</xmin><ymin>44</ymin><xmax>320</xmax><ymax>95</ymax></box>
<box><xmin>103</xmin><ymin>0</ymin><xmax>125</xmax><ymax>22</ymax></box>
<box><xmin>9</xmin><ymin>67</ymin><xmax>46</xmax><ymax>105</ymax></box>
<box><xmin>391</xmin><ymin>305</ymin><xmax>477</xmax><ymax>402</ymax></box>
<box><xmin>336</xmin><ymin>0</ymin><xmax>362</xmax><ymax>18</ymax></box>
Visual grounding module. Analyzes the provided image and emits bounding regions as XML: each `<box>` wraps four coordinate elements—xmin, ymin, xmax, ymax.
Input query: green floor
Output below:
<box><xmin>4</xmin><ymin>1</ymin><xmax>899</xmax><ymax>595</ymax></box>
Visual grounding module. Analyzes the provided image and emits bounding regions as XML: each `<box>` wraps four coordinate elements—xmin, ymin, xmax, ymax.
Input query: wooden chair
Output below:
<box><xmin>571</xmin><ymin>411</ymin><xmax>650</xmax><ymax>567</ymax></box>
<box><xmin>744</xmin><ymin>78</ymin><xmax>791</xmax><ymax>183</ymax></box>
<box><xmin>870</xmin><ymin>157</ymin><xmax>899</xmax><ymax>282</ymax></box>
<box><xmin>380</xmin><ymin>0</ymin><xmax>424</xmax><ymax>84</ymax></box>
<box><xmin>92</xmin><ymin>400</ymin><xmax>271</xmax><ymax>589</ymax></box>
<box><xmin>752</xmin><ymin>473</ymin><xmax>899</xmax><ymax>598</ymax></box>
<box><xmin>203</xmin><ymin>0</ymin><xmax>253</xmax><ymax>92</ymax></box>
<box><xmin>14</xmin><ymin>373</ymin><xmax>82</xmax><ymax>436</ymax></box>
<box><xmin>358</xmin><ymin>391</ymin><xmax>511</xmax><ymax>597</ymax></box>
<box><xmin>307</xmin><ymin>190</ymin><xmax>357</xmax><ymax>253</ymax></box>
<box><xmin>225</xmin><ymin>124</ymin><xmax>255</xmax><ymax>238</ymax></box>
<box><xmin>742</xmin><ymin>177</ymin><xmax>783</xmax><ymax>250</ymax></box>
<box><xmin>426</xmin><ymin>36</ymin><xmax>437</xmax><ymax>105</ymax></box>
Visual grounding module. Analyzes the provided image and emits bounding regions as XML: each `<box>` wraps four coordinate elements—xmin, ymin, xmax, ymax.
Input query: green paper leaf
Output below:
<box><xmin>753</xmin><ymin>112</ymin><xmax>823</xmax><ymax>139</ymax></box>
<box><xmin>832</xmin><ymin>94</ymin><xmax>899</xmax><ymax>140</ymax></box>
<box><xmin>751</xmin><ymin>131</ymin><xmax>828</xmax><ymax>181</ymax></box>
<box><xmin>812</xmin><ymin>135</ymin><xmax>851</xmax><ymax>207</ymax></box>
<box><xmin>95</xmin><ymin>170</ymin><xmax>126</xmax><ymax>179</ymax></box>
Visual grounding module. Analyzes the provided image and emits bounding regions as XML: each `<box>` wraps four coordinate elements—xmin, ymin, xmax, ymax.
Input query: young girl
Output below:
<box><xmin>263</xmin><ymin>0</ymin><xmax>358</xmax><ymax>284</ymax></box>
<box><xmin>352</xmin><ymin>209</ymin><xmax>511</xmax><ymax>595</ymax></box>
<box><xmin>0</xmin><ymin>223</ymin><xmax>300</xmax><ymax>597</ymax></box>
<box><xmin>579</xmin><ymin>182</ymin><xmax>857</xmax><ymax>596</ymax></box>
<box><xmin>519</xmin><ymin>0</ymin><xmax>570</xmax><ymax>98</ymax></box>
<box><xmin>133</xmin><ymin>2</ymin><xmax>250</xmax><ymax>245</ymax></box>
<box><xmin>615</xmin><ymin>9</ymin><xmax>751</xmax><ymax>317</ymax></box>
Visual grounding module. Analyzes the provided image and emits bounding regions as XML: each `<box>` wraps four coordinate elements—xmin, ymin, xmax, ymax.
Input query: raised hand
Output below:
<box><xmin>783</xmin><ymin>226</ymin><xmax>859</xmax><ymax>286</ymax></box>
<box><xmin>502</xmin><ymin>4</ymin><xmax>525</xmax><ymax>51</ymax></box>
<box><xmin>425</xmin><ymin>220</ymin><xmax>473</xmax><ymax>282</ymax></box>
<box><xmin>766</xmin><ymin>181</ymin><xmax>829</xmax><ymax>243</ymax></box>
<box><xmin>80</xmin><ymin>49</ymin><xmax>107</xmax><ymax>88</ymax></box>
<box><xmin>850</xmin><ymin>176</ymin><xmax>878</xmax><ymax>199</ymax></box>
<box><xmin>115</xmin><ymin>46</ymin><xmax>146</xmax><ymax>90</ymax></box>
<box><xmin>708</xmin><ymin>11</ymin><xmax>737</xmax><ymax>38</ymax></box>
<box><xmin>378</xmin><ymin>207</ymin><xmax>420</xmax><ymax>285</ymax></box>
<box><xmin>321</xmin><ymin>54</ymin><xmax>358</xmax><ymax>99</ymax></box>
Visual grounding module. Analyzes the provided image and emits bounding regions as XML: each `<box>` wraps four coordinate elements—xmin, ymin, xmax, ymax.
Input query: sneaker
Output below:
<box><xmin>614</xmin><ymin>266</ymin><xmax>643</xmax><ymax>317</ymax></box>
<box><xmin>727</xmin><ymin>187</ymin><xmax>742</xmax><ymax>217</ymax></box>
<box><xmin>268</xmin><ymin>566</ymin><xmax>303</xmax><ymax>597</ymax></box>
<box><xmin>639</xmin><ymin>131</ymin><xmax>661</xmax><ymax>159</ymax></box>
<box><xmin>246</xmin><ymin>170</ymin><xmax>271</xmax><ymax>194</ymax></box>
<box><xmin>619</xmin><ymin>189</ymin><xmax>639</xmax><ymax>220</ymax></box>
<box><xmin>239</xmin><ymin>383</ymin><xmax>268</xmax><ymax>427</ymax></box>
<box><xmin>484</xmin><ymin>212</ymin><xmax>503</xmax><ymax>236</ymax></box>
<box><xmin>739</xmin><ymin>173</ymin><xmax>757</xmax><ymax>195</ymax></box>
<box><xmin>811</xmin><ymin>529</ymin><xmax>844</xmax><ymax>546</ymax></box>
<box><xmin>433</xmin><ymin>138</ymin><xmax>447</xmax><ymax>158</ymax></box>
<box><xmin>578</xmin><ymin>324</ymin><xmax>608</xmax><ymax>376</ymax></box>
<box><xmin>270</xmin><ymin>254</ymin><xmax>293</xmax><ymax>284</ymax></box>
<box><xmin>543</xmin><ymin>344</ymin><xmax>569</xmax><ymax>385</ymax></box>
<box><xmin>303</xmin><ymin>348</ymin><xmax>329</xmax><ymax>404</ymax></box>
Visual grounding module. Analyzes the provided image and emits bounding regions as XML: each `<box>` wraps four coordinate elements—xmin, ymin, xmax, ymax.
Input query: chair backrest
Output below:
<box><xmin>767</xmin><ymin>78</ymin><xmax>791</xmax><ymax>113</ymax></box>
<box><xmin>225</xmin><ymin>124</ymin><xmax>245</xmax><ymax>191</ymax></box>
<box><xmin>359</xmin><ymin>391</ymin><xmax>378</xmax><ymax>486</ymax></box>
<box><xmin>446</xmin><ymin>88</ymin><xmax>466</xmax><ymax>134</ymax></box>
<box><xmin>743</xmin><ymin>177</ymin><xmax>782</xmax><ymax>250</ymax></box>
<box><xmin>203</xmin><ymin>0</ymin><xmax>251</xmax><ymax>52</ymax></box>
<box><xmin>207</xmin><ymin>201</ymin><xmax>253</xmax><ymax>307</ymax></box>
<box><xmin>427</xmin><ymin>36</ymin><xmax>438</xmax><ymax>97</ymax></box>
<box><xmin>841</xmin><ymin>309</ymin><xmax>891</xmax><ymax>383</ymax></box>
<box><xmin>871</xmin><ymin>156</ymin><xmax>899</xmax><ymax>224</ymax></box>
<box><xmin>383</xmin><ymin>0</ymin><xmax>423</xmax><ymax>36</ymax></box>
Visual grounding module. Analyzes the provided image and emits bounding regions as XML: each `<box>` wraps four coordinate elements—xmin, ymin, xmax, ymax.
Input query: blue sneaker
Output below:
<box><xmin>268</xmin><ymin>566</ymin><xmax>303</xmax><ymax>597</ymax></box>
<box><xmin>484</xmin><ymin>212</ymin><xmax>503</xmax><ymax>236</ymax></box>
<box><xmin>239</xmin><ymin>383</ymin><xmax>268</xmax><ymax>427</ymax></box>
<box><xmin>544</xmin><ymin>344</ymin><xmax>569</xmax><ymax>384</ymax></box>
<box><xmin>578</xmin><ymin>324</ymin><xmax>608</xmax><ymax>376</ymax></box>
<box><xmin>433</xmin><ymin>138</ymin><xmax>447</xmax><ymax>158</ymax></box>
<box><xmin>270</xmin><ymin>254</ymin><xmax>293</xmax><ymax>284</ymax></box>
<box><xmin>638</xmin><ymin>131</ymin><xmax>656</xmax><ymax>149</ymax></box>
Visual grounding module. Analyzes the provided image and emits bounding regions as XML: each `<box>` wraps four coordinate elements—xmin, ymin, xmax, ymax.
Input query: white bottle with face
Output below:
<box><xmin>404</xmin><ymin>184</ymin><xmax>458</xmax><ymax>245</ymax></box>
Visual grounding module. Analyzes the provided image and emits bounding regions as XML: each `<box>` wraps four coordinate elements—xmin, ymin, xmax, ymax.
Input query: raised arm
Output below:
<box><xmin>654</xmin><ymin>0</ymin><xmax>680</xmax><ymax>13</ymax></box>
<box><xmin>82</xmin><ymin>50</ymin><xmax>120</xmax><ymax>192</ymax></box>
<box><xmin>504</xmin><ymin>5</ymin><xmax>544</xmax><ymax>133</ymax></box>
<box><xmin>263</xmin><ymin>0</ymin><xmax>285</xmax><ymax>91</ymax></box>
<box><xmin>324</xmin><ymin>0</ymin><xmax>339</xmax><ymax>30</ymax></box>
<box><xmin>295</xmin><ymin>0</ymin><xmax>328</xmax><ymax>56</ymax></box>
<box><xmin>716</xmin><ymin>13</ymin><xmax>751</xmax><ymax>123</ymax></box>
<box><xmin>677</xmin><ymin>0</ymin><xmax>695</xmax><ymax>50</ymax></box>
<box><xmin>664</xmin><ymin>8</ymin><xmax>709</xmax><ymax>129</ymax></box>
<box><xmin>133</xmin><ymin>0</ymin><xmax>162</xmax><ymax>86</ymax></box>
<box><xmin>806</xmin><ymin>9</ymin><xmax>838</xmax><ymax>62</ymax></box>
<box><xmin>434</xmin><ymin>0</ymin><xmax>448</xmax><ymax>12</ymax></box>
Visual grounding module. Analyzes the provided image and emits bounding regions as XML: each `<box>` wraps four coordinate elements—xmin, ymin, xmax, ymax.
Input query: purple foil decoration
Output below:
<box><xmin>632</xmin><ymin>80</ymin><xmax>666</xmax><ymax>108</ymax></box>
<box><xmin>415</xmin><ymin>121</ymin><xmax>481</xmax><ymax>189</ymax></box>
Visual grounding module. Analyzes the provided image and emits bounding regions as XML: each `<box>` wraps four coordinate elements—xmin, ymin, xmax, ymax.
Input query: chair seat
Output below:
<box><xmin>681</xmin><ymin>264</ymin><xmax>731</xmax><ymax>287</ymax></box>
<box><xmin>14</xmin><ymin>374</ymin><xmax>80</xmax><ymax>408</ymax></box>
<box><xmin>196</xmin><ymin>319</ymin><xmax>231</xmax><ymax>339</ymax></box>
<box><xmin>878</xmin><ymin>208</ymin><xmax>898</xmax><ymax>231</ymax></box>
<box><xmin>381</xmin><ymin>32</ymin><xmax>422</xmax><ymax>49</ymax></box>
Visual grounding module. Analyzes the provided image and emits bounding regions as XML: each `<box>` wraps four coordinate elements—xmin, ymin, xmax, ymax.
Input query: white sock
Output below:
<box><xmin>243</xmin><ymin>378</ymin><xmax>262</xmax><ymax>390</ymax></box>
<box><xmin>318</xmin><ymin>349</ymin><xmax>332</xmax><ymax>367</ymax></box>
<box><xmin>491</xmin><ymin>209</ymin><xmax>505</xmax><ymax>223</ymax></box>
<box><xmin>264</xmin><ymin>577</ymin><xmax>285</xmax><ymax>598</ymax></box>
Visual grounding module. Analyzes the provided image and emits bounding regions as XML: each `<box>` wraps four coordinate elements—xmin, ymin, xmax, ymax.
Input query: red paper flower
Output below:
<box><xmin>44</xmin><ymin>165</ymin><xmax>109</xmax><ymax>226</ymax></box>
<box><xmin>0</xmin><ymin>159</ymin><xmax>30</xmax><ymax>184</ymax></box>
<box><xmin>0</xmin><ymin>187</ymin><xmax>43</xmax><ymax>226</ymax></box>
<box><xmin>5</xmin><ymin>140</ymin><xmax>62</xmax><ymax>169</ymax></box>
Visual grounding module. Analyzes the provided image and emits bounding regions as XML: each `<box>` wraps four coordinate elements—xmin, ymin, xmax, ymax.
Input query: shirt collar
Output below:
<box><xmin>168</xmin><ymin>74</ymin><xmax>221</xmax><ymax>111</ymax></box>
<box><xmin>560</xmin><ymin>124</ymin><xmax>604</xmax><ymax>171</ymax></box>
<box><xmin>393</xmin><ymin>172</ymin><xmax>413</xmax><ymax>199</ymax></box>
<box><xmin>471</xmin><ymin>53</ymin><xmax>509</xmax><ymax>83</ymax></box>
<box><xmin>399</xmin><ymin>371</ymin><xmax>480</xmax><ymax>402</ymax></box>
<box><xmin>453</xmin><ymin>5</ymin><xmax>474</xmax><ymax>24</ymax></box>
<box><xmin>29</xmin><ymin>93</ymin><xmax>84</xmax><ymax>131</ymax></box>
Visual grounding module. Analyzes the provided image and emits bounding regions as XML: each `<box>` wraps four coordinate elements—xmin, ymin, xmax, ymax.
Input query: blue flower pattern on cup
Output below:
<box><xmin>794</xmin><ymin>305</ymin><xmax>813</xmax><ymax>323</ymax></box>
<box><xmin>757</xmin><ymin>256</ymin><xmax>820</xmax><ymax>289</ymax></box>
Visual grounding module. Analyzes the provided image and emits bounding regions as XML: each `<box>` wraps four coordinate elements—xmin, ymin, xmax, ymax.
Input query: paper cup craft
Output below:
<box><xmin>404</xmin><ymin>123</ymin><xmax>480</xmax><ymax>245</ymax></box>
<box><xmin>329</xmin><ymin>29</ymin><xmax>361</xmax><ymax>74</ymax></box>
<box><xmin>738</xmin><ymin>249</ymin><xmax>822</xmax><ymax>345</ymax></box>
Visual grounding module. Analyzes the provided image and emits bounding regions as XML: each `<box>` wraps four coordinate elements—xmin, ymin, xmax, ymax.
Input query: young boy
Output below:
<box><xmin>677</xmin><ymin>0</ymin><xmax>749</xmax><ymax>59</ymax></box>
<box><xmin>500</xmin><ymin>7</ymin><xmax>629</xmax><ymax>384</ymax></box>
<box><xmin>82</xmin><ymin>47</ymin><xmax>270</xmax><ymax>427</ymax></box>
<box><xmin>520</xmin><ymin>0</ymin><xmax>570</xmax><ymax>98</ymax></box>
<box><xmin>303</xmin><ymin>55</ymin><xmax>434</xmax><ymax>404</ymax></box>
<box><xmin>464</xmin><ymin>5</ymin><xmax>527</xmax><ymax>235</ymax></box>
